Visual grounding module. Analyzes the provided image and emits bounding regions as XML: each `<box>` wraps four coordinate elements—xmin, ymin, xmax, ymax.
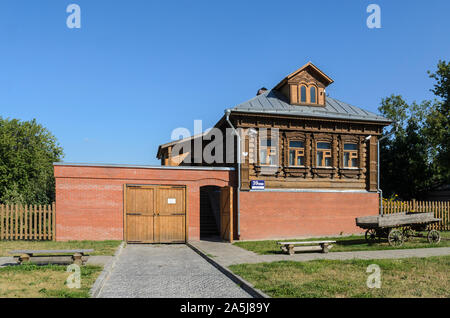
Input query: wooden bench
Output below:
<box><xmin>8</xmin><ymin>249</ymin><xmax>94</xmax><ymax>265</ymax></box>
<box><xmin>277</xmin><ymin>241</ymin><xmax>336</xmax><ymax>255</ymax></box>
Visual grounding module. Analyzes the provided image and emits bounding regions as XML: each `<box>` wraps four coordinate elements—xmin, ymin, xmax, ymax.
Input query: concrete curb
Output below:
<box><xmin>90</xmin><ymin>241</ymin><xmax>125</xmax><ymax>298</ymax></box>
<box><xmin>187</xmin><ymin>243</ymin><xmax>270</xmax><ymax>299</ymax></box>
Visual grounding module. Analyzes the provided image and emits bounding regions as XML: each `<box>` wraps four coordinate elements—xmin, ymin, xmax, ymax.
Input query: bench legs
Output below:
<box><xmin>18</xmin><ymin>253</ymin><xmax>31</xmax><ymax>264</ymax></box>
<box><xmin>72</xmin><ymin>253</ymin><xmax>84</xmax><ymax>266</ymax></box>
<box><xmin>287</xmin><ymin>244</ymin><xmax>295</xmax><ymax>255</ymax></box>
<box><xmin>320</xmin><ymin>243</ymin><xmax>331</xmax><ymax>253</ymax></box>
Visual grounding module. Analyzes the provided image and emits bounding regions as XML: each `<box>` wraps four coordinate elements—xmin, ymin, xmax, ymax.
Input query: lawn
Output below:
<box><xmin>0</xmin><ymin>264</ymin><xmax>103</xmax><ymax>298</ymax></box>
<box><xmin>229</xmin><ymin>256</ymin><xmax>450</xmax><ymax>298</ymax></box>
<box><xmin>0</xmin><ymin>240</ymin><xmax>122</xmax><ymax>256</ymax></box>
<box><xmin>233</xmin><ymin>231</ymin><xmax>450</xmax><ymax>255</ymax></box>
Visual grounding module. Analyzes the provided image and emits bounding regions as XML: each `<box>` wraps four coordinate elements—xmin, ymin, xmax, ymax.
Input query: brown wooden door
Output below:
<box><xmin>155</xmin><ymin>186</ymin><xmax>186</xmax><ymax>243</ymax></box>
<box><xmin>125</xmin><ymin>185</ymin><xmax>186</xmax><ymax>243</ymax></box>
<box><xmin>126</xmin><ymin>186</ymin><xmax>156</xmax><ymax>243</ymax></box>
<box><xmin>220</xmin><ymin>186</ymin><xmax>233</xmax><ymax>242</ymax></box>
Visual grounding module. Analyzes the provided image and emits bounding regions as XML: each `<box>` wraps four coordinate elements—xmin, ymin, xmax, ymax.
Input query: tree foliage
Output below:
<box><xmin>0</xmin><ymin>117</ymin><xmax>64</xmax><ymax>204</ymax></box>
<box><xmin>378</xmin><ymin>60</ymin><xmax>450</xmax><ymax>200</ymax></box>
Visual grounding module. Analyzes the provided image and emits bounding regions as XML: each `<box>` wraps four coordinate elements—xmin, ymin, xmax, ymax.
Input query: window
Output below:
<box><xmin>289</xmin><ymin>141</ymin><xmax>305</xmax><ymax>166</ymax></box>
<box><xmin>300</xmin><ymin>86</ymin><xmax>307</xmax><ymax>103</ymax></box>
<box><xmin>259</xmin><ymin>138</ymin><xmax>277</xmax><ymax>165</ymax></box>
<box><xmin>310</xmin><ymin>86</ymin><xmax>316</xmax><ymax>103</ymax></box>
<box><xmin>343</xmin><ymin>143</ymin><xmax>358</xmax><ymax>168</ymax></box>
<box><xmin>316</xmin><ymin>142</ymin><xmax>332</xmax><ymax>167</ymax></box>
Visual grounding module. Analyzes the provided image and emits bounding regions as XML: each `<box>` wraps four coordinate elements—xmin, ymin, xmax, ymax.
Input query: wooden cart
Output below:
<box><xmin>355</xmin><ymin>212</ymin><xmax>441</xmax><ymax>247</ymax></box>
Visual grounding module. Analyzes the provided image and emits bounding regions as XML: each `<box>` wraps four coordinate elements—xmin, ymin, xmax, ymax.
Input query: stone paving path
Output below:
<box><xmin>98</xmin><ymin>244</ymin><xmax>251</xmax><ymax>298</ymax></box>
<box><xmin>190</xmin><ymin>240</ymin><xmax>450</xmax><ymax>267</ymax></box>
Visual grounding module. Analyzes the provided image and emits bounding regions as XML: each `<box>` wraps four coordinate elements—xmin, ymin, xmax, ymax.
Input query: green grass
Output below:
<box><xmin>229</xmin><ymin>256</ymin><xmax>450</xmax><ymax>298</ymax></box>
<box><xmin>0</xmin><ymin>264</ymin><xmax>103</xmax><ymax>298</ymax></box>
<box><xmin>233</xmin><ymin>231</ymin><xmax>450</xmax><ymax>255</ymax></box>
<box><xmin>0</xmin><ymin>240</ymin><xmax>122</xmax><ymax>256</ymax></box>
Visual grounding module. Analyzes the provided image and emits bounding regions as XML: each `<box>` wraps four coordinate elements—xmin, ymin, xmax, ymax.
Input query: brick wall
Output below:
<box><xmin>54</xmin><ymin>164</ymin><xmax>234</xmax><ymax>241</ymax></box>
<box><xmin>238</xmin><ymin>191</ymin><xmax>379</xmax><ymax>240</ymax></box>
<box><xmin>55</xmin><ymin>164</ymin><xmax>378</xmax><ymax>242</ymax></box>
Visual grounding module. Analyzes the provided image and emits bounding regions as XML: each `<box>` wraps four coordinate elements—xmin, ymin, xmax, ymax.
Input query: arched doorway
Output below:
<box><xmin>200</xmin><ymin>186</ymin><xmax>221</xmax><ymax>239</ymax></box>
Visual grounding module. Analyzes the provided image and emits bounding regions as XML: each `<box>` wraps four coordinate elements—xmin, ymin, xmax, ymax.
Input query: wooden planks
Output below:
<box><xmin>220</xmin><ymin>186</ymin><xmax>233</xmax><ymax>242</ymax></box>
<box><xmin>0</xmin><ymin>203</ymin><xmax>55</xmax><ymax>241</ymax></box>
<box><xmin>125</xmin><ymin>185</ymin><xmax>186</xmax><ymax>243</ymax></box>
<box><xmin>381</xmin><ymin>200</ymin><xmax>449</xmax><ymax>231</ymax></box>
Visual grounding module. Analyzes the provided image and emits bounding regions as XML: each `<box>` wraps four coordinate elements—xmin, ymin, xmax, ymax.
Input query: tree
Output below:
<box><xmin>427</xmin><ymin>60</ymin><xmax>450</xmax><ymax>184</ymax></box>
<box><xmin>0</xmin><ymin>117</ymin><xmax>64</xmax><ymax>204</ymax></box>
<box><xmin>378</xmin><ymin>96</ymin><xmax>435</xmax><ymax>200</ymax></box>
<box><xmin>378</xmin><ymin>60</ymin><xmax>450</xmax><ymax>199</ymax></box>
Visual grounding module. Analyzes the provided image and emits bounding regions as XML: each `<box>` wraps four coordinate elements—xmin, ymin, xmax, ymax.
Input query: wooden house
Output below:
<box><xmin>54</xmin><ymin>62</ymin><xmax>392</xmax><ymax>243</ymax></box>
<box><xmin>157</xmin><ymin>62</ymin><xmax>392</xmax><ymax>240</ymax></box>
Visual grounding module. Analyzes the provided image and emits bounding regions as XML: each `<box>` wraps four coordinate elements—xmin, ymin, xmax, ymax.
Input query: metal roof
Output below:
<box><xmin>53</xmin><ymin>162</ymin><xmax>235</xmax><ymax>171</ymax></box>
<box><xmin>231</xmin><ymin>89</ymin><xmax>391</xmax><ymax>124</ymax></box>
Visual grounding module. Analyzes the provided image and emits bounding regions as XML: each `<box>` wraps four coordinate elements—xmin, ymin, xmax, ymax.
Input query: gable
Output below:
<box><xmin>275</xmin><ymin>62</ymin><xmax>333</xmax><ymax>107</ymax></box>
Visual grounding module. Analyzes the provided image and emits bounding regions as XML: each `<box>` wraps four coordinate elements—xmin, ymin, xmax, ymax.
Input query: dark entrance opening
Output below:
<box><xmin>200</xmin><ymin>186</ymin><xmax>221</xmax><ymax>239</ymax></box>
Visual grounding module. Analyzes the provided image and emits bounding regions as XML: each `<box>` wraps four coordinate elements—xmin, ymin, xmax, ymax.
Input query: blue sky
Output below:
<box><xmin>1</xmin><ymin>0</ymin><xmax>449</xmax><ymax>165</ymax></box>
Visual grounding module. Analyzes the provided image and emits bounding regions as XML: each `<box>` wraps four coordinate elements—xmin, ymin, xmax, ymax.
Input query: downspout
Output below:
<box><xmin>376</xmin><ymin>124</ymin><xmax>398</xmax><ymax>215</ymax></box>
<box><xmin>225</xmin><ymin>109</ymin><xmax>240</xmax><ymax>238</ymax></box>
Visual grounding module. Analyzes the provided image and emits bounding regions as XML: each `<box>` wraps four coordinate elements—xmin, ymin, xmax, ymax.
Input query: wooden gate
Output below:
<box><xmin>220</xmin><ymin>186</ymin><xmax>233</xmax><ymax>242</ymax></box>
<box><xmin>125</xmin><ymin>185</ymin><xmax>186</xmax><ymax>243</ymax></box>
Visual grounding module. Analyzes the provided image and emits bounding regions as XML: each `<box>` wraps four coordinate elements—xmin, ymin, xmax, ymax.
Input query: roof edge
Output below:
<box><xmin>53</xmin><ymin>162</ymin><xmax>235</xmax><ymax>171</ymax></box>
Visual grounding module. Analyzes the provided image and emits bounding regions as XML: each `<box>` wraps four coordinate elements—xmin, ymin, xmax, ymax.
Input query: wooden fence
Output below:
<box><xmin>383</xmin><ymin>200</ymin><xmax>450</xmax><ymax>231</ymax></box>
<box><xmin>0</xmin><ymin>203</ymin><xmax>55</xmax><ymax>240</ymax></box>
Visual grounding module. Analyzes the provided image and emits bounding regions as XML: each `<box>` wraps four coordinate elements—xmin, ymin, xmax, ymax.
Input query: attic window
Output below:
<box><xmin>300</xmin><ymin>86</ymin><xmax>307</xmax><ymax>103</ymax></box>
<box><xmin>310</xmin><ymin>86</ymin><xmax>316</xmax><ymax>103</ymax></box>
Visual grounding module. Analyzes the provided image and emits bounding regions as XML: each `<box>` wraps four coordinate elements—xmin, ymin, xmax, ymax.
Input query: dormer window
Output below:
<box><xmin>300</xmin><ymin>86</ymin><xmax>307</xmax><ymax>103</ymax></box>
<box><xmin>310</xmin><ymin>86</ymin><xmax>316</xmax><ymax>104</ymax></box>
<box><xmin>275</xmin><ymin>62</ymin><xmax>333</xmax><ymax>107</ymax></box>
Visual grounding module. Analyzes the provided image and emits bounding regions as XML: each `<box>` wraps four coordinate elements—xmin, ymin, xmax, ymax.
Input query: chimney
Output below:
<box><xmin>256</xmin><ymin>87</ymin><xmax>268</xmax><ymax>96</ymax></box>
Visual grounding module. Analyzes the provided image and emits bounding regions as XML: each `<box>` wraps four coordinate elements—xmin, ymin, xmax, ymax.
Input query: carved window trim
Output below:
<box><xmin>254</xmin><ymin>129</ymin><xmax>282</xmax><ymax>176</ymax></box>
<box><xmin>312</xmin><ymin>134</ymin><xmax>334</xmax><ymax>168</ymax></box>
<box><xmin>282</xmin><ymin>132</ymin><xmax>309</xmax><ymax>178</ymax></box>
<box><xmin>339</xmin><ymin>135</ymin><xmax>364</xmax><ymax>179</ymax></box>
<box><xmin>343</xmin><ymin>144</ymin><xmax>358</xmax><ymax>168</ymax></box>
<box><xmin>258</xmin><ymin>137</ymin><xmax>277</xmax><ymax>166</ymax></box>
<box><xmin>283</xmin><ymin>133</ymin><xmax>310</xmax><ymax>164</ymax></box>
<box><xmin>339</xmin><ymin>135</ymin><xmax>362</xmax><ymax>169</ymax></box>
<box><xmin>310</xmin><ymin>134</ymin><xmax>337</xmax><ymax>178</ymax></box>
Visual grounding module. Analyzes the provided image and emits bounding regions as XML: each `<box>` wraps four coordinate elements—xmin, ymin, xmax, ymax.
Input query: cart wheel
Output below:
<box><xmin>427</xmin><ymin>230</ymin><xmax>441</xmax><ymax>244</ymax></box>
<box><xmin>365</xmin><ymin>229</ymin><xmax>378</xmax><ymax>243</ymax></box>
<box><xmin>388</xmin><ymin>229</ymin><xmax>404</xmax><ymax>247</ymax></box>
<box><xmin>402</xmin><ymin>228</ymin><xmax>414</xmax><ymax>242</ymax></box>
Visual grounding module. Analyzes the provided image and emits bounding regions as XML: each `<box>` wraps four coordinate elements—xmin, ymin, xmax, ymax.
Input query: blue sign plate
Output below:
<box><xmin>250</xmin><ymin>180</ymin><xmax>265</xmax><ymax>190</ymax></box>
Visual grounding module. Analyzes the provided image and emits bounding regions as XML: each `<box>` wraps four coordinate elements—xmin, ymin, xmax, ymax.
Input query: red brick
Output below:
<box><xmin>239</xmin><ymin>191</ymin><xmax>378</xmax><ymax>240</ymax></box>
<box><xmin>54</xmin><ymin>165</ymin><xmax>234</xmax><ymax>241</ymax></box>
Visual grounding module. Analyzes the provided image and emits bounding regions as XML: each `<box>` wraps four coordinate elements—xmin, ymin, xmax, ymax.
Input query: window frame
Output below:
<box><xmin>300</xmin><ymin>85</ymin><xmax>307</xmax><ymax>103</ymax></box>
<box><xmin>316</xmin><ymin>141</ymin><xmax>332</xmax><ymax>168</ymax></box>
<box><xmin>343</xmin><ymin>143</ymin><xmax>359</xmax><ymax>168</ymax></box>
<box><xmin>288</xmin><ymin>140</ymin><xmax>306</xmax><ymax>167</ymax></box>
<box><xmin>310</xmin><ymin>86</ymin><xmax>317</xmax><ymax>104</ymax></box>
<box><xmin>259</xmin><ymin>137</ymin><xmax>278</xmax><ymax>166</ymax></box>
